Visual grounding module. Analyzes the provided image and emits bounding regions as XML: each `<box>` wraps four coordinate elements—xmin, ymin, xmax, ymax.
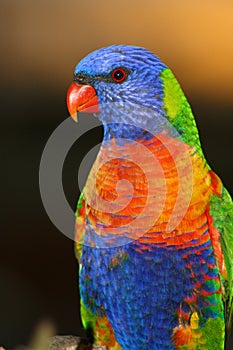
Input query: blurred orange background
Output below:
<box><xmin>1</xmin><ymin>1</ymin><xmax>233</xmax><ymax>348</ymax></box>
<box><xmin>2</xmin><ymin>0</ymin><xmax>233</xmax><ymax>101</ymax></box>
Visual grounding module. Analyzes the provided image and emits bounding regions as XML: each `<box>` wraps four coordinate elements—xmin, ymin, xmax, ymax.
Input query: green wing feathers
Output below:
<box><xmin>210</xmin><ymin>186</ymin><xmax>233</xmax><ymax>336</ymax></box>
<box><xmin>74</xmin><ymin>192</ymin><xmax>86</xmax><ymax>262</ymax></box>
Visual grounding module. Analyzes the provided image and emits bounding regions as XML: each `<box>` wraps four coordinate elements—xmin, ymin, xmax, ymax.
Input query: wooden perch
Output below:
<box><xmin>48</xmin><ymin>336</ymin><xmax>106</xmax><ymax>350</ymax></box>
<box><xmin>1</xmin><ymin>335</ymin><xmax>106</xmax><ymax>350</ymax></box>
<box><xmin>0</xmin><ymin>320</ymin><xmax>106</xmax><ymax>350</ymax></box>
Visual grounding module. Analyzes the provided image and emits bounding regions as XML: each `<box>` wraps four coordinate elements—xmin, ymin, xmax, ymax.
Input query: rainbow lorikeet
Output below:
<box><xmin>66</xmin><ymin>45</ymin><xmax>233</xmax><ymax>350</ymax></box>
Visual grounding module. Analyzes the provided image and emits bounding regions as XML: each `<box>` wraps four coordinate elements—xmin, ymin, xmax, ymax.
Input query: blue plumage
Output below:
<box><xmin>80</xmin><ymin>235</ymin><xmax>220</xmax><ymax>349</ymax></box>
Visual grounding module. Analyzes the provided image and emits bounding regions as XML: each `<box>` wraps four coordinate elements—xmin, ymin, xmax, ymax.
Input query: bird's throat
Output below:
<box><xmin>103</xmin><ymin>122</ymin><xmax>154</xmax><ymax>141</ymax></box>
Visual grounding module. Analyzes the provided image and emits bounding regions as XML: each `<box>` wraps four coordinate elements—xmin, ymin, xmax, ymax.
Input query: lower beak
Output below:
<box><xmin>66</xmin><ymin>82</ymin><xmax>100</xmax><ymax>121</ymax></box>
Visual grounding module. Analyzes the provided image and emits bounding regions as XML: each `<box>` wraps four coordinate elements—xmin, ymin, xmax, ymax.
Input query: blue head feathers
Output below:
<box><xmin>73</xmin><ymin>45</ymin><xmax>175</xmax><ymax>139</ymax></box>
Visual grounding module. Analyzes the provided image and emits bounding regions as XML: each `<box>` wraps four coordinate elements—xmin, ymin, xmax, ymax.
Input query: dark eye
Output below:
<box><xmin>111</xmin><ymin>68</ymin><xmax>128</xmax><ymax>83</ymax></box>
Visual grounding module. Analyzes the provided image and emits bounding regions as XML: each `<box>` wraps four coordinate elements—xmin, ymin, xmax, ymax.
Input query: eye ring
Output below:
<box><xmin>111</xmin><ymin>68</ymin><xmax>128</xmax><ymax>83</ymax></box>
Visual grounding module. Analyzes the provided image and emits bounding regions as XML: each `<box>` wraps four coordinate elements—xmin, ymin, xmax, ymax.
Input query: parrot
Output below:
<box><xmin>66</xmin><ymin>45</ymin><xmax>233</xmax><ymax>350</ymax></box>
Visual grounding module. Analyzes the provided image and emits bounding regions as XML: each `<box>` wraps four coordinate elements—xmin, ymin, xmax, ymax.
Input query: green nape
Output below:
<box><xmin>160</xmin><ymin>68</ymin><xmax>204</xmax><ymax>158</ymax></box>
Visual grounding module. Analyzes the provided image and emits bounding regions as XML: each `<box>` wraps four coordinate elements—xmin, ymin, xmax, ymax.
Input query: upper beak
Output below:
<box><xmin>66</xmin><ymin>82</ymin><xmax>100</xmax><ymax>122</ymax></box>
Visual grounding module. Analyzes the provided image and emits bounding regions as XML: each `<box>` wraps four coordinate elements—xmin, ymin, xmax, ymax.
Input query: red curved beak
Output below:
<box><xmin>66</xmin><ymin>82</ymin><xmax>100</xmax><ymax>122</ymax></box>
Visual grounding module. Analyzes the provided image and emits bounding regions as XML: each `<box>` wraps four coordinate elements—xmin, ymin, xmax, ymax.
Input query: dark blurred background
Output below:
<box><xmin>1</xmin><ymin>0</ymin><xmax>233</xmax><ymax>348</ymax></box>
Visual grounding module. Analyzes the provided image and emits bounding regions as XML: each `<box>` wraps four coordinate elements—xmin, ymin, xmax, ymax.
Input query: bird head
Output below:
<box><xmin>67</xmin><ymin>45</ymin><xmax>200</xmax><ymax>144</ymax></box>
<box><xmin>67</xmin><ymin>45</ymin><xmax>166</xmax><ymax>120</ymax></box>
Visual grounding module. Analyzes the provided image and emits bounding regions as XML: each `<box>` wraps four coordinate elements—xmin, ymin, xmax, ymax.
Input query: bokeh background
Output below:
<box><xmin>1</xmin><ymin>0</ymin><xmax>233</xmax><ymax>348</ymax></box>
